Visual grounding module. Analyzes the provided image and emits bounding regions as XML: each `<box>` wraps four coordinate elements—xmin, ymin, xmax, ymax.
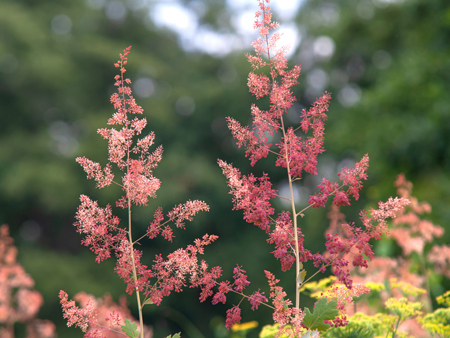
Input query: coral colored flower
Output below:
<box><xmin>225</xmin><ymin>306</ymin><xmax>242</xmax><ymax>329</ymax></box>
<box><xmin>0</xmin><ymin>224</ymin><xmax>56</xmax><ymax>337</ymax></box>
<box><xmin>218</xmin><ymin>160</ymin><xmax>276</xmax><ymax>232</ymax></box>
<box><xmin>72</xmin><ymin>47</ymin><xmax>212</xmax><ymax>311</ymax></box>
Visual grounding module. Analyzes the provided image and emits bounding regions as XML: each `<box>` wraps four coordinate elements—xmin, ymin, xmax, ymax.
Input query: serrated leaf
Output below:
<box><xmin>302</xmin><ymin>298</ymin><xmax>339</xmax><ymax>332</ymax></box>
<box><xmin>121</xmin><ymin>319</ymin><xmax>140</xmax><ymax>338</ymax></box>
<box><xmin>165</xmin><ymin>333</ymin><xmax>181</xmax><ymax>338</ymax></box>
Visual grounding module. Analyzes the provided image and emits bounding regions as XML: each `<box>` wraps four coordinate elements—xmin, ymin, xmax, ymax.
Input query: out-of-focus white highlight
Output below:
<box><xmin>134</xmin><ymin>77</ymin><xmax>155</xmax><ymax>98</ymax></box>
<box><xmin>307</xmin><ymin>68</ymin><xmax>329</xmax><ymax>91</ymax></box>
<box><xmin>176</xmin><ymin>96</ymin><xmax>195</xmax><ymax>116</ymax></box>
<box><xmin>278</xmin><ymin>181</ymin><xmax>301</xmax><ymax>207</ymax></box>
<box><xmin>51</xmin><ymin>14</ymin><xmax>72</xmax><ymax>35</ymax></box>
<box><xmin>313</xmin><ymin>36</ymin><xmax>335</xmax><ymax>59</ymax></box>
<box><xmin>151</xmin><ymin>3</ymin><xmax>197</xmax><ymax>37</ymax></box>
<box><xmin>105</xmin><ymin>1</ymin><xmax>127</xmax><ymax>21</ymax></box>
<box><xmin>338</xmin><ymin>84</ymin><xmax>362</xmax><ymax>107</ymax></box>
<box><xmin>148</xmin><ymin>0</ymin><xmax>305</xmax><ymax>55</ymax></box>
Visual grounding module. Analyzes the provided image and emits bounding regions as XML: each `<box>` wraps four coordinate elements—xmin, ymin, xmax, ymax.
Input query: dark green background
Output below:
<box><xmin>1</xmin><ymin>0</ymin><xmax>449</xmax><ymax>337</ymax></box>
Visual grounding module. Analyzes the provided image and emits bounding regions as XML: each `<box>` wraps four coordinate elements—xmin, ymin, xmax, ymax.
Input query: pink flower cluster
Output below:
<box><xmin>60</xmin><ymin>0</ymin><xmax>418</xmax><ymax>336</ymax></box>
<box><xmin>62</xmin><ymin>47</ymin><xmax>214</xmax><ymax>337</ymax></box>
<box><xmin>275</xmin><ymin>94</ymin><xmax>330</xmax><ymax>178</ymax></box>
<box><xmin>59</xmin><ymin>291</ymin><xmax>152</xmax><ymax>338</ymax></box>
<box><xmin>219</xmin><ymin>0</ymin><xmax>379</xmax><ymax>290</ymax></box>
<box><xmin>308</xmin><ymin>154</ymin><xmax>369</xmax><ymax>208</ymax></box>
<box><xmin>218</xmin><ymin>160</ymin><xmax>276</xmax><ymax>232</ymax></box>
<box><xmin>265</xmin><ymin>271</ymin><xmax>304</xmax><ymax>336</ymax></box>
<box><xmin>214</xmin><ymin>1</ymin><xmax>411</xmax><ymax>335</ymax></box>
<box><xmin>321</xmin><ymin>197</ymin><xmax>410</xmax><ymax>289</ymax></box>
<box><xmin>209</xmin><ymin>266</ymin><xmax>268</xmax><ymax>329</ymax></box>
<box><xmin>0</xmin><ymin>224</ymin><xmax>56</xmax><ymax>338</ymax></box>
<box><xmin>147</xmin><ymin>200</ymin><xmax>209</xmax><ymax>242</ymax></box>
<box><xmin>326</xmin><ymin>174</ymin><xmax>450</xmax><ymax>336</ymax></box>
<box><xmin>76</xmin><ymin>46</ymin><xmax>163</xmax><ymax>208</ymax></box>
<box><xmin>74</xmin><ymin>195</ymin><xmax>123</xmax><ymax>263</ymax></box>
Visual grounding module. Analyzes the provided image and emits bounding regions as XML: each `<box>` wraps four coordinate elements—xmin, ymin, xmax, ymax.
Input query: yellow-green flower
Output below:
<box><xmin>232</xmin><ymin>321</ymin><xmax>258</xmax><ymax>332</ymax></box>
<box><xmin>385</xmin><ymin>297</ymin><xmax>422</xmax><ymax>318</ymax></box>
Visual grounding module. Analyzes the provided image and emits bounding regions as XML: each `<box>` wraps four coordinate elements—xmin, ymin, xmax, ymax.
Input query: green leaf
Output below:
<box><xmin>165</xmin><ymin>333</ymin><xmax>181</xmax><ymax>338</ymax></box>
<box><xmin>121</xmin><ymin>319</ymin><xmax>140</xmax><ymax>338</ymax></box>
<box><xmin>302</xmin><ymin>298</ymin><xmax>339</xmax><ymax>332</ymax></box>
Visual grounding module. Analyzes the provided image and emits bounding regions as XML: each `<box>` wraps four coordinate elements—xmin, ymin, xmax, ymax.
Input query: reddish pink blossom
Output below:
<box><xmin>74</xmin><ymin>195</ymin><xmax>122</xmax><ymax>263</ymax></box>
<box><xmin>300</xmin><ymin>92</ymin><xmax>331</xmax><ymax>134</ymax></box>
<box><xmin>338</xmin><ymin>154</ymin><xmax>369</xmax><ymax>200</ymax></box>
<box><xmin>269</xmin><ymin>81</ymin><xmax>296</xmax><ymax>117</ymax></box>
<box><xmin>212</xmin><ymin>281</ymin><xmax>232</xmax><ymax>305</ymax></box>
<box><xmin>146</xmin><ymin>207</ymin><xmax>165</xmax><ymax>239</ymax></box>
<box><xmin>248</xmin><ymin>72</ymin><xmax>271</xmax><ymax>99</ymax></box>
<box><xmin>144</xmin><ymin>235</ymin><xmax>220</xmax><ymax>306</ymax></box>
<box><xmin>264</xmin><ymin>270</ymin><xmax>304</xmax><ymax>334</ymax></box>
<box><xmin>323</xmin><ymin>283</ymin><xmax>370</xmax><ymax>315</ymax></box>
<box><xmin>59</xmin><ymin>290</ymin><xmax>96</xmax><ymax>333</ymax></box>
<box><xmin>362</xmin><ymin>197</ymin><xmax>410</xmax><ymax>240</ymax></box>
<box><xmin>218</xmin><ymin>160</ymin><xmax>276</xmax><ymax>232</ymax></box>
<box><xmin>251</xmin><ymin>104</ymin><xmax>280</xmax><ymax>137</ymax></box>
<box><xmin>76</xmin><ymin>157</ymin><xmax>114</xmax><ymax>188</ymax></box>
<box><xmin>0</xmin><ymin>224</ymin><xmax>56</xmax><ymax>338</ymax></box>
<box><xmin>167</xmin><ymin>200</ymin><xmax>210</xmax><ymax>229</ymax></box>
<box><xmin>120</xmin><ymin>161</ymin><xmax>161</xmax><ymax>207</ymax></box>
<box><xmin>308</xmin><ymin>154</ymin><xmax>369</xmax><ymax>208</ymax></box>
<box><xmin>225</xmin><ymin>306</ymin><xmax>242</xmax><ymax>329</ymax></box>
<box><xmin>194</xmin><ymin>265</ymin><xmax>223</xmax><ymax>303</ymax></box>
<box><xmin>322</xmin><ymin>197</ymin><xmax>410</xmax><ymax>288</ymax></box>
<box><xmin>428</xmin><ymin>245</ymin><xmax>450</xmax><ymax>278</ymax></box>
<box><xmin>246</xmin><ymin>54</ymin><xmax>267</xmax><ymax>70</ymax></box>
<box><xmin>248</xmin><ymin>290</ymin><xmax>268</xmax><ymax>310</ymax></box>
<box><xmin>275</xmin><ymin>93</ymin><xmax>330</xmax><ymax>179</ymax></box>
<box><xmin>71</xmin><ymin>47</ymin><xmax>212</xmax><ymax>315</ymax></box>
<box><xmin>232</xmin><ymin>265</ymin><xmax>250</xmax><ymax>292</ymax></box>
<box><xmin>226</xmin><ymin>117</ymin><xmax>271</xmax><ymax>166</ymax></box>
<box><xmin>114</xmin><ymin>239</ymin><xmax>151</xmax><ymax>295</ymax></box>
<box><xmin>267</xmin><ymin>212</ymin><xmax>313</xmax><ymax>272</ymax></box>
<box><xmin>60</xmin><ymin>291</ymin><xmax>151</xmax><ymax>338</ymax></box>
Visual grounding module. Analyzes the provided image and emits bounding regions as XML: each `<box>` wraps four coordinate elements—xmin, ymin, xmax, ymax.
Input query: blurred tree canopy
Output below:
<box><xmin>0</xmin><ymin>0</ymin><xmax>449</xmax><ymax>337</ymax></box>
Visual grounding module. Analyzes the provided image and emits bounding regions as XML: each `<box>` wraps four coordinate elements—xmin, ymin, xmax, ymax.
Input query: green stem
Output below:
<box><xmin>122</xmin><ymin>63</ymin><xmax>144</xmax><ymax>338</ymax></box>
<box><xmin>280</xmin><ymin>116</ymin><xmax>301</xmax><ymax>309</ymax></box>
<box><xmin>392</xmin><ymin>315</ymin><xmax>401</xmax><ymax>338</ymax></box>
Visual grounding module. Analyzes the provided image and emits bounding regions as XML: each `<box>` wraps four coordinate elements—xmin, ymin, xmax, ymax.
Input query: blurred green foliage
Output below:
<box><xmin>0</xmin><ymin>0</ymin><xmax>449</xmax><ymax>337</ymax></box>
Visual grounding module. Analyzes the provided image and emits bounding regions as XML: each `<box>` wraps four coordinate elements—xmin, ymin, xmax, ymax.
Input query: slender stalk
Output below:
<box><xmin>280</xmin><ymin>116</ymin><xmax>301</xmax><ymax>309</ymax></box>
<box><xmin>275</xmin><ymin>194</ymin><xmax>292</xmax><ymax>202</ymax></box>
<box><xmin>127</xmin><ymin>161</ymin><xmax>144</xmax><ymax>338</ymax></box>
<box><xmin>261</xmin><ymin>2</ymin><xmax>302</xmax><ymax>309</ymax></box>
<box><xmin>121</xmin><ymin>64</ymin><xmax>144</xmax><ymax>338</ymax></box>
<box><xmin>392</xmin><ymin>315</ymin><xmax>401</xmax><ymax>338</ymax></box>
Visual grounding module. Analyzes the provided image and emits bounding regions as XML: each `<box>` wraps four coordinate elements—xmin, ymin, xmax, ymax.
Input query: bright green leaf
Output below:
<box><xmin>121</xmin><ymin>319</ymin><xmax>140</xmax><ymax>338</ymax></box>
<box><xmin>302</xmin><ymin>298</ymin><xmax>339</xmax><ymax>332</ymax></box>
<box><xmin>165</xmin><ymin>333</ymin><xmax>181</xmax><ymax>338</ymax></box>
